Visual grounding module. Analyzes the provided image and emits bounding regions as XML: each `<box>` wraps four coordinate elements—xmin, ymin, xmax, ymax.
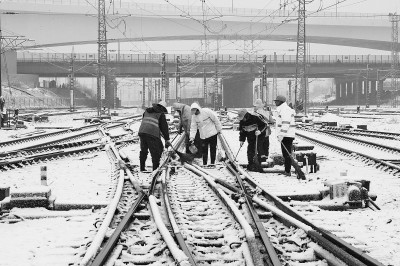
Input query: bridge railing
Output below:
<box><xmin>17</xmin><ymin>52</ymin><xmax>393</xmax><ymax>65</ymax></box>
<box><xmin>2</xmin><ymin>0</ymin><xmax>387</xmax><ymax>19</ymax></box>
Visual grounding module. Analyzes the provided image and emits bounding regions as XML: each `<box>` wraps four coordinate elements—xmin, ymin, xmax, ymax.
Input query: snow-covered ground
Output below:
<box><xmin>0</xmin><ymin>108</ymin><xmax>399</xmax><ymax>265</ymax></box>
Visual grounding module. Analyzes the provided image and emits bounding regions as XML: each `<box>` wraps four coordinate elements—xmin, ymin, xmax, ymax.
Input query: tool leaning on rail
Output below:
<box><xmin>217</xmin><ymin>133</ymin><xmax>385</xmax><ymax>266</ymax></box>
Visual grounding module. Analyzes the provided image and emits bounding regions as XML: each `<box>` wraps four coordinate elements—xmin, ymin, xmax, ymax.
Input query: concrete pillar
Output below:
<box><xmin>377</xmin><ymin>79</ymin><xmax>383</xmax><ymax>107</ymax></box>
<box><xmin>223</xmin><ymin>74</ymin><xmax>254</xmax><ymax>108</ymax></box>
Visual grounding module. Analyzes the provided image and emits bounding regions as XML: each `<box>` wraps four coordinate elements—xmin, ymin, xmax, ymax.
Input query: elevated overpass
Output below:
<box><xmin>17</xmin><ymin>52</ymin><xmax>393</xmax><ymax>79</ymax></box>
<box><xmin>16</xmin><ymin>52</ymin><xmax>397</xmax><ymax>107</ymax></box>
<box><xmin>1</xmin><ymin>0</ymin><xmax>399</xmax><ymax>51</ymax></box>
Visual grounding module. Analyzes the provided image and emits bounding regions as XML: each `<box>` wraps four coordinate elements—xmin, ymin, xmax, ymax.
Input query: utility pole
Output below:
<box><xmin>161</xmin><ymin>53</ymin><xmax>167</xmax><ymax>102</ymax></box>
<box><xmin>390</xmin><ymin>13</ymin><xmax>399</xmax><ymax>107</ymax></box>
<box><xmin>214</xmin><ymin>58</ymin><xmax>218</xmax><ymax>110</ymax></box>
<box><xmin>295</xmin><ymin>0</ymin><xmax>306</xmax><ymax>114</ymax></box>
<box><xmin>176</xmin><ymin>56</ymin><xmax>181</xmax><ymax>102</ymax></box>
<box><xmin>261</xmin><ymin>55</ymin><xmax>267</xmax><ymax>102</ymax></box>
<box><xmin>69</xmin><ymin>48</ymin><xmax>75</xmax><ymax>112</ymax></box>
<box><xmin>273</xmin><ymin>52</ymin><xmax>277</xmax><ymax>104</ymax></box>
<box><xmin>97</xmin><ymin>0</ymin><xmax>108</xmax><ymax>115</ymax></box>
<box><xmin>203</xmin><ymin>68</ymin><xmax>207</xmax><ymax>106</ymax></box>
<box><xmin>288</xmin><ymin>79</ymin><xmax>292</xmax><ymax>105</ymax></box>
<box><xmin>366</xmin><ymin>57</ymin><xmax>370</xmax><ymax>108</ymax></box>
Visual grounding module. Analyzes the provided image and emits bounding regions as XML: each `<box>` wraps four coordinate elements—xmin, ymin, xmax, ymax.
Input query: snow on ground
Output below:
<box><xmin>223</xmin><ymin>111</ymin><xmax>400</xmax><ymax>265</ymax></box>
<box><xmin>0</xmin><ymin>108</ymin><xmax>399</xmax><ymax>265</ymax></box>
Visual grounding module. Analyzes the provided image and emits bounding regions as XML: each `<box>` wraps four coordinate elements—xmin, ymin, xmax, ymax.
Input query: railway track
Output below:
<box><xmin>78</xmin><ymin>132</ymin><xmax>384</xmax><ymax>266</ymax></box>
<box><xmin>296</xmin><ymin>127</ymin><xmax>400</xmax><ymax>174</ymax></box>
<box><xmin>0</xmin><ymin>117</ymin><xmax>141</xmax><ymax>171</ymax></box>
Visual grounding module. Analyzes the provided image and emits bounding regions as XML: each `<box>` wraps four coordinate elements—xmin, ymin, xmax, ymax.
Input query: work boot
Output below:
<box><xmin>282</xmin><ymin>171</ymin><xmax>291</xmax><ymax>177</ymax></box>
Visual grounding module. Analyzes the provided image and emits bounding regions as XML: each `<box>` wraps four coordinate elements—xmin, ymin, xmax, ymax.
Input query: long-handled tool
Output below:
<box><xmin>165</xmin><ymin>133</ymin><xmax>195</xmax><ymax>164</ymax></box>
<box><xmin>234</xmin><ymin>143</ymin><xmax>243</xmax><ymax>161</ymax></box>
<box><xmin>280</xmin><ymin>140</ymin><xmax>306</xmax><ymax>180</ymax></box>
<box><xmin>251</xmin><ymin>135</ymin><xmax>263</xmax><ymax>172</ymax></box>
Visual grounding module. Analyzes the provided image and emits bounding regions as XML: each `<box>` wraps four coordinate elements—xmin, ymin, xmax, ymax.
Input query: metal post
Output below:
<box><xmin>97</xmin><ymin>0</ymin><xmax>108</xmax><ymax>115</ymax></box>
<box><xmin>203</xmin><ymin>68</ymin><xmax>207</xmax><ymax>105</ymax></box>
<box><xmin>288</xmin><ymin>79</ymin><xmax>292</xmax><ymax>104</ymax></box>
<box><xmin>262</xmin><ymin>55</ymin><xmax>267</xmax><ymax>103</ymax></box>
<box><xmin>161</xmin><ymin>53</ymin><xmax>167</xmax><ymax>102</ymax></box>
<box><xmin>295</xmin><ymin>0</ymin><xmax>306</xmax><ymax>113</ymax></box>
<box><xmin>214</xmin><ymin>58</ymin><xmax>218</xmax><ymax>110</ymax></box>
<box><xmin>176</xmin><ymin>56</ymin><xmax>181</xmax><ymax>102</ymax></box>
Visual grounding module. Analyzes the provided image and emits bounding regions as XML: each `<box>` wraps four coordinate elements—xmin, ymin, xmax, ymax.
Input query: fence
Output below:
<box><xmin>3</xmin><ymin>96</ymin><xmax>70</xmax><ymax>110</ymax></box>
<box><xmin>17</xmin><ymin>52</ymin><xmax>393</xmax><ymax>65</ymax></box>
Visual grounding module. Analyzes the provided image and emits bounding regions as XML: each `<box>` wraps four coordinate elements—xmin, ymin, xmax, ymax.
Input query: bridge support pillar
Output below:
<box><xmin>223</xmin><ymin>74</ymin><xmax>254</xmax><ymax>108</ymax></box>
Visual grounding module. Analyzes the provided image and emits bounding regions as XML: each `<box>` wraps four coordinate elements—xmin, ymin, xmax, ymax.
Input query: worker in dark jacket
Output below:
<box><xmin>238</xmin><ymin>108</ymin><xmax>267</xmax><ymax>171</ymax></box>
<box><xmin>138</xmin><ymin>100</ymin><xmax>171</xmax><ymax>171</ymax></box>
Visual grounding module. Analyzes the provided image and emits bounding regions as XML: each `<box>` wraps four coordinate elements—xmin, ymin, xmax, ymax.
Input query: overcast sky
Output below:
<box><xmin>143</xmin><ymin>0</ymin><xmax>399</xmax><ymax>14</ymax></box>
<box><xmin>44</xmin><ymin>0</ymin><xmax>400</xmax><ymax>56</ymax></box>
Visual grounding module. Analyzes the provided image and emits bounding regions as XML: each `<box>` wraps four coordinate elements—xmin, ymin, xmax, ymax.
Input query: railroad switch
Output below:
<box><xmin>322</xmin><ymin>179</ymin><xmax>375</xmax><ymax>209</ymax></box>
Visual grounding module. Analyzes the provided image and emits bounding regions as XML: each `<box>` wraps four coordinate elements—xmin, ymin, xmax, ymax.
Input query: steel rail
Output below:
<box><xmin>162</xmin><ymin>167</ymin><xmax>197</xmax><ymax>266</ymax></box>
<box><xmin>321</xmin><ymin>128</ymin><xmax>399</xmax><ymax>140</ymax></box>
<box><xmin>224</xmin><ymin>162</ymin><xmax>282</xmax><ymax>266</ymax></box>
<box><xmin>321</xmin><ymin>130</ymin><xmax>400</xmax><ymax>153</ymax></box>
<box><xmin>296</xmin><ymin>130</ymin><xmax>400</xmax><ymax>173</ymax></box>
<box><xmin>89</xmin><ymin>133</ymin><xmax>186</xmax><ymax>266</ymax></box>
<box><xmin>218</xmin><ymin>133</ymin><xmax>385</xmax><ymax>266</ymax></box>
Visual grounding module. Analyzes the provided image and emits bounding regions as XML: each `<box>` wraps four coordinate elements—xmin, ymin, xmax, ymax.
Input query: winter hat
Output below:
<box><xmin>253</xmin><ymin>98</ymin><xmax>264</xmax><ymax>108</ymax></box>
<box><xmin>158</xmin><ymin>100</ymin><xmax>168</xmax><ymax>113</ymax></box>
<box><xmin>237</xmin><ymin>108</ymin><xmax>248</xmax><ymax>121</ymax></box>
<box><xmin>172</xmin><ymin>102</ymin><xmax>181</xmax><ymax>111</ymax></box>
<box><xmin>190</xmin><ymin>102</ymin><xmax>201</xmax><ymax>114</ymax></box>
<box><xmin>273</xmin><ymin>95</ymin><xmax>286</xmax><ymax>103</ymax></box>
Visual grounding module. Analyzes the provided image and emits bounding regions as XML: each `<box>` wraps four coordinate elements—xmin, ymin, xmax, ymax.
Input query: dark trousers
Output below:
<box><xmin>280</xmin><ymin>137</ymin><xmax>294</xmax><ymax>173</ymax></box>
<box><xmin>246</xmin><ymin>135</ymin><xmax>263</xmax><ymax>166</ymax></box>
<box><xmin>201</xmin><ymin>134</ymin><xmax>218</xmax><ymax>165</ymax></box>
<box><xmin>261</xmin><ymin>135</ymin><xmax>270</xmax><ymax>158</ymax></box>
<box><xmin>139</xmin><ymin>134</ymin><xmax>164</xmax><ymax>170</ymax></box>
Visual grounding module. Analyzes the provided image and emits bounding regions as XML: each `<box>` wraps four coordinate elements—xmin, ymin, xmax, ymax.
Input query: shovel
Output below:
<box><xmin>280</xmin><ymin>140</ymin><xmax>306</xmax><ymax>180</ymax></box>
<box><xmin>251</xmin><ymin>135</ymin><xmax>263</xmax><ymax>172</ymax></box>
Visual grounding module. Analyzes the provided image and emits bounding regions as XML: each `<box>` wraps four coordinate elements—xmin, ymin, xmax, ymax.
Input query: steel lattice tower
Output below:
<box><xmin>203</xmin><ymin>68</ymin><xmax>207</xmax><ymax>104</ymax></box>
<box><xmin>390</xmin><ymin>13</ymin><xmax>399</xmax><ymax>107</ymax></box>
<box><xmin>295</xmin><ymin>0</ymin><xmax>306</xmax><ymax>113</ymax></box>
<box><xmin>273</xmin><ymin>52</ymin><xmax>278</xmax><ymax>104</ymax></box>
<box><xmin>97</xmin><ymin>0</ymin><xmax>108</xmax><ymax>114</ymax></box>
<box><xmin>176</xmin><ymin>56</ymin><xmax>181</xmax><ymax>102</ymax></box>
<box><xmin>69</xmin><ymin>48</ymin><xmax>75</xmax><ymax>112</ymax></box>
<box><xmin>261</xmin><ymin>55</ymin><xmax>267</xmax><ymax>102</ymax></box>
<box><xmin>161</xmin><ymin>53</ymin><xmax>167</xmax><ymax>102</ymax></box>
<box><xmin>214</xmin><ymin>58</ymin><xmax>219</xmax><ymax>109</ymax></box>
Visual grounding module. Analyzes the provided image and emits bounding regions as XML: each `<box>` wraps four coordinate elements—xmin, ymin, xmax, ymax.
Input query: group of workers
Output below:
<box><xmin>138</xmin><ymin>95</ymin><xmax>295</xmax><ymax>176</ymax></box>
<box><xmin>138</xmin><ymin>100</ymin><xmax>222</xmax><ymax>172</ymax></box>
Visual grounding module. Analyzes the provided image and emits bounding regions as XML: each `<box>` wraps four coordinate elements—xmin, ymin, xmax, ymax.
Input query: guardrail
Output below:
<box><xmin>17</xmin><ymin>52</ymin><xmax>393</xmax><ymax>64</ymax></box>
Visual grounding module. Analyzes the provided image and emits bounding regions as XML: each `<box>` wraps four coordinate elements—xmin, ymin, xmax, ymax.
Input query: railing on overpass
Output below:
<box><xmin>17</xmin><ymin>52</ymin><xmax>393</xmax><ymax>65</ymax></box>
<box><xmin>2</xmin><ymin>0</ymin><xmax>387</xmax><ymax>19</ymax></box>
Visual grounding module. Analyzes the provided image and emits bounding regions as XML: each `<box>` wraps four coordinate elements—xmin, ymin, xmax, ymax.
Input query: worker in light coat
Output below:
<box><xmin>189</xmin><ymin>102</ymin><xmax>222</xmax><ymax>165</ymax></box>
<box><xmin>274</xmin><ymin>95</ymin><xmax>296</xmax><ymax>176</ymax></box>
<box><xmin>172</xmin><ymin>102</ymin><xmax>192</xmax><ymax>152</ymax></box>
<box><xmin>253</xmin><ymin>98</ymin><xmax>274</xmax><ymax>161</ymax></box>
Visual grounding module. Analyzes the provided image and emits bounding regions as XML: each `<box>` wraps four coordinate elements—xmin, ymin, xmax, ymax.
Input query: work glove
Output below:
<box><xmin>178</xmin><ymin>127</ymin><xmax>183</xmax><ymax>134</ymax></box>
<box><xmin>189</xmin><ymin>139</ymin><xmax>194</xmax><ymax>145</ymax></box>
<box><xmin>165</xmin><ymin>140</ymin><xmax>171</xmax><ymax>149</ymax></box>
<box><xmin>217</xmin><ymin>130</ymin><xmax>222</xmax><ymax>135</ymax></box>
<box><xmin>255</xmin><ymin>130</ymin><xmax>261</xmax><ymax>136</ymax></box>
<box><xmin>240</xmin><ymin>141</ymin><xmax>244</xmax><ymax>147</ymax></box>
<box><xmin>277</xmin><ymin>135</ymin><xmax>284</xmax><ymax>143</ymax></box>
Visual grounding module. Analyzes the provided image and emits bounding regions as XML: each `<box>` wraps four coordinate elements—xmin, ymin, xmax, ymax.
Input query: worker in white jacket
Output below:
<box><xmin>189</xmin><ymin>102</ymin><xmax>222</xmax><ymax>165</ymax></box>
<box><xmin>274</xmin><ymin>95</ymin><xmax>296</xmax><ymax>176</ymax></box>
